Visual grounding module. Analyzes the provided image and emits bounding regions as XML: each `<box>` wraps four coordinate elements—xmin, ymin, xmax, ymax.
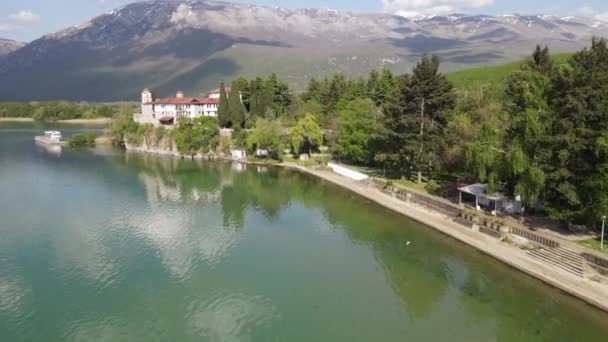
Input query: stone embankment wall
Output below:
<box><xmin>124</xmin><ymin>136</ymin><xmax>220</xmax><ymax>160</ymax></box>
<box><xmin>369</xmin><ymin>176</ymin><xmax>608</xmax><ymax>275</ymax></box>
<box><xmin>369</xmin><ymin>178</ymin><xmax>461</xmax><ymax>217</ymax></box>
<box><xmin>125</xmin><ymin>138</ymin><xmax>180</xmax><ymax>157</ymax></box>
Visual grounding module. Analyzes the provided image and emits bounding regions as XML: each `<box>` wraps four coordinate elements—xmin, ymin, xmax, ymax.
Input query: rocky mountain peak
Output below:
<box><xmin>0</xmin><ymin>0</ymin><xmax>606</xmax><ymax>101</ymax></box>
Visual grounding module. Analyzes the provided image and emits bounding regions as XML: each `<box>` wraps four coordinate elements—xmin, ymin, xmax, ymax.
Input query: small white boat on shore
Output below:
<box><xmin>34</xmin><ymin>131</ymin><xmax>67</xmax><ymax>145</ymax></box>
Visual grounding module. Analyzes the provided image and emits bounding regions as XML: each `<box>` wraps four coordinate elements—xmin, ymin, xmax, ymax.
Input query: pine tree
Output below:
<box><xmin>218</xmin><ymin>81</ymin><xmax>230</xmax><ymax>127</ymax></box>
<box><xmin>528</xmin><ymin>45</ymin><xmax>554</xmax><ymax>75</ymax></box>
<box><xmin>383</xmin><ymin>56</ymin><xmax>455</xmax><ymax>182</ymax></box>
<box><xmin>303</xmin><ymin>77</ymin><xmax>321</xmax><ymax>102</ymax></box>
<box><xmin>367</xmin><ymin>69</ymin><xmax>380</xmax><ymax>104</ymax></box>
<box><xmin>543</xmin><ymin>38</ymin><xmax>608</xmax><ymax>224</ymax></box>
<box><xmin>377</xmin><ymin>69</ymin><xmax>396</xmax><ymax>108</ymax></box>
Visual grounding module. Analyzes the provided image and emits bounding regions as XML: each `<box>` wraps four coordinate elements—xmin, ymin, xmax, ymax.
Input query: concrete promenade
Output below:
<box><xmin>284</xmin><ymin>163</ymin><xmax>608</xmax><ymax>313</ymax></box>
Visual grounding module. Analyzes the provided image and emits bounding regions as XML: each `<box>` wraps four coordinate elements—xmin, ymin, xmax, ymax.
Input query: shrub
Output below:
<box><xmin>424</xmin><ymin>180</ymin><xmax>442</xmax><ymax>195</ymax></box>
<box><xmin>68</xmin><ymin>132</ymin><xmax>96</xmax><ymax>147</ymax></box>
<box><xmin>174</xmin><ymin>117</ymin><xmax>220</xmax><ymax>155</ymax></box>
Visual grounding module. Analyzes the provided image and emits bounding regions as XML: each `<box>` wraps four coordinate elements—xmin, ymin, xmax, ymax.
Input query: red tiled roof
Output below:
<box><xmin>146</xmin><ymin>97</ymin><xmax>220</xmax><ymax>105</ymax></box>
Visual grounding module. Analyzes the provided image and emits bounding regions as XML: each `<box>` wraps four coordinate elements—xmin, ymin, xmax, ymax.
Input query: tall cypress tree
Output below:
<box><xmin>218</xmin><ymin>81</ymin><xmax>230</xmax><ymax>127</ymax></box>
<box><xmin>228</xmin><ymin>81</ymin><xmax>245</xmax><ymax>128</ymax></box>
<box><xmin>249</xmin><ymin>78</ymin><xmax>264</xmax><ymax>118</ymax></box>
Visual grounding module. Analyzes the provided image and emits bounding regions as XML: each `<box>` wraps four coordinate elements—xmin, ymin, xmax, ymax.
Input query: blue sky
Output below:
<box><xmin>1</xmin><ymin>0</ymin><xmax>607</xmax><ymax>42</ymax></box>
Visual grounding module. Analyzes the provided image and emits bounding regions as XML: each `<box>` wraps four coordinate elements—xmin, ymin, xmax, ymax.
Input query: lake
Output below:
<box><xmin>1</xmin><ymin>122</ymin><xmax>608</xmax><ymax>341</ymax></box>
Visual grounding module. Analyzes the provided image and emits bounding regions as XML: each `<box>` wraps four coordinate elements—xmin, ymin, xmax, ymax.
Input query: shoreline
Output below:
<box><xmin>122</xmin><ymin>145</ymin><xmax>608</xmax><ymax>312</ymax></box>
<box><xmin>280</xmin><ymin>163</ymin><xmax>608</xmax><ymax>313</ymax></box>
<box><xmin>0</xmin><ymin>117</ymin><xmax>112</xmax><ymax>124</ymax></box>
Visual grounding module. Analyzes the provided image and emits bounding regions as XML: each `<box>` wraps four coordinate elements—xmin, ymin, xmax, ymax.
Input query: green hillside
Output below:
<box><xmin>447</xmin><ymin>53</ymin><xmax>573</xmax><ymax>90</ymax></box>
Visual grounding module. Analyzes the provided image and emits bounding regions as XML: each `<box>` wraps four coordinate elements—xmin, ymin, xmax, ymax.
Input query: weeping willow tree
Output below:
<box><xmin>465</xmin><ymin>125</ymin><xmax>505</xmax><ymax>193</ymax></box>
<box><xmin>503</xmin><ymin>46</ymin><xmax>553</xmax><ymax>205</ymax></box>
<box><xmin>466</xmin><ymin>45</ymin><xmax>552</xmax><ymax>204</ymax></box>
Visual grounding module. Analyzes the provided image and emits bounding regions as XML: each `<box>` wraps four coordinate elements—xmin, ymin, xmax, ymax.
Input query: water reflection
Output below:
<box><xmin>111</xmin><ymin>153</ymin><xmax>608</xmax><ymax>338</ymax></box>
<box><xmin>2</xmin><ymin>123</ymin><xmax>608</xmax><ymax>341</ymax></box>
<box><xmin>188</xmin><ymin>291</ymin><xmax>278</xmax><ymax>342</ymax></box>
<box><xmin>35</xmin><ymin>142</ymin><xmax>63</xmax><ymax>157</ymax></box>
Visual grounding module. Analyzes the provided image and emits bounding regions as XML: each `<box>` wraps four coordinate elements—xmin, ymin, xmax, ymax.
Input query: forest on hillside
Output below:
<box><xmin>0</xmin><ymin>101</ymin><xmax>136</xmax><ymax>121</ymax></box>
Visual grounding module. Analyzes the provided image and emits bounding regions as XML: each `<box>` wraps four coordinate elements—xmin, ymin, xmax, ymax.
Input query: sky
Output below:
<box><xmin>1</xmin><ymin>0</ymin><xmax>607</xmax><ymax>42</ymax></box>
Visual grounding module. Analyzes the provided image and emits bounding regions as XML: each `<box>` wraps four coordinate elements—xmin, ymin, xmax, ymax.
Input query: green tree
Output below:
<box><xmin>445</xmin><ymin>84</ymin><xmax>505</xmax><ymax>173</ymax></box>
<box><xmin>528</xmin><ymin>45</ymin><xmax>554</xmax><ymax>74</ymax></box>
<box><xmin>107</xmin><ymin>103</ymin><xmax>138</xmax><ymax>144</ymax></box>
<box><xmin>503</xmin><ymin>51</ymin><xmax>553</xmax><ymax>205</ymax></box>
<box><xmin>337</xmin><ymin>98</ymin><xmax>380</xmax><ymax>164</ymax></box>
<box><xmin>229</xmin><ymin>80</ymin><xmax>245</xmax><ymax>128</ymax></box>
<box><xmin>367</xmin><ymin>69</ymin><xmax>380</xmax><ymax>103</ymax></box>
<box><xmin>303</xmin><ymin>77</ymin><xmax>322</xmax><ymax>102</ymax></box>
<box><xmin>232</xmin><ymin>76</ymin><xmax>250</xmax><ymax>110</ymax></box>
<box><xmin>543</xmin><ymin>38</ymin><xmax>608</xmax><ymax>224</ymax></box>
<box><xmin>465</xmin><ymin>47</ymin><xmax>554</xmax><ymax>199</ymax></box>
<box><xmin>383</xmin><ymin>56</ymin><xmax>455</xmax><ymax>182</ymax></box>
<box><xmin>246</xmin><ymin>118</ymin><xmax>284</xmax><ymax>159</ymax></box>
<box><xmin>175</xmin><ymin>117</ymin><xmax>220</xmax><ymax>155</ymax></box>
<box><xmin>291</xmin><ymin>113</ymin><xmax>323</xmax><ymax>155</ymax></box>
<box><xmin>249</xmin><ymin>77</ymin><xmax>265</xmax><ymax>118</ymax></box>
<box><xmin>218</xmin><ymin>81</ymin><xmax>230</xmax><ymax>127</ymax></box>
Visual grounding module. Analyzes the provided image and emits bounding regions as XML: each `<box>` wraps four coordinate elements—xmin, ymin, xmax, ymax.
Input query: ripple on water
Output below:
<box><xmin>187</xmin><ymin>291</ymin><xmax>280</xmax><ymax>342</ymax></box>
<box><xmin>0</xmin><ymin>265</ymin><xmax>35</xmax><ymax>338</ymax></box>
<box><xmin>62</xmin><ymin>315</ymin><xmax>130</xmax><ymax>342</ymax></box>
<box><xmin>49</xmin><ymin>219</ymin><xmax>122</xmax><ymax>293</ymax></box>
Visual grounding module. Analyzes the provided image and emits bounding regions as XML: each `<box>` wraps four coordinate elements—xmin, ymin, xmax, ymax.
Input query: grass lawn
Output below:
<box><xmin>577</xmin><ymin>238</ymin><xmax>608</xmax><ymax>255</ymax></box>
<box><xmin>446</xmin><ymin>53</ymin><xmax>573</xmax><ymax>90</ymax></box>
<box><xmin>394</xmin><ymin>178</ymin><xmax>428</xmax><ymax>192</ymax></box>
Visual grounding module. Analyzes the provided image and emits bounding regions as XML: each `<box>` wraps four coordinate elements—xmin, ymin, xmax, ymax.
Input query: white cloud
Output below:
<box><xmin>9</xmin><ymin>10</ymin><xmax>40</xmax><ymax>22</ymax></box>
<box><xmin>383</xmin><ymin>0</ymin><xmax>495</xmax><ymax>17</ymax></box>
<box><xmin>576</xmin><ymin>6</ymin><xmax>594</xmax><ymax>16</ymax></box>
<box><xmin>576</xmin><ymin>6</ymin><xmax>608</xmax><ymax>22</ymax></box>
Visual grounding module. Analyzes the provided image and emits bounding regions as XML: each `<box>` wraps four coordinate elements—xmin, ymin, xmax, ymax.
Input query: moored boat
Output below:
<box><xmin>34</xmin><ymin>131</ymin><xmax>67</xmax><ymax>145</ymax></box>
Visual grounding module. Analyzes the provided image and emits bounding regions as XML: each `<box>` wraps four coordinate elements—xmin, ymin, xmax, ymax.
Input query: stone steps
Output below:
<box><xmin>526</xmin><ymin>247</ymin><xmax>585</xmax><ymax>278</ymax></box>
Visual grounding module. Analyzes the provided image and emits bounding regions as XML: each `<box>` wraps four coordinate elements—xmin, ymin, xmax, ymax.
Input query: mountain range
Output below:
<box><xmin>0</xmin><ymin>0</ymin><xmax>606</xmax><ymax>101</ymax></box>
<box><xmin>0</xmin><ymin>38</ymin><xmax>25</xmax><ymax>56</ymax></box>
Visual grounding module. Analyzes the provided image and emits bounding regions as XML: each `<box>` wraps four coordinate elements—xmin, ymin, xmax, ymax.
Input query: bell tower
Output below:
<box><xmin>142</xmin><ymin>88</ymin><xmax>152</xmax><ymax>104</ymax></box>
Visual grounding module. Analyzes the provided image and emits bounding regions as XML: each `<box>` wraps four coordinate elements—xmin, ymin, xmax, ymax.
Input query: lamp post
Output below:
<box><xmin>602</xmin><ymin>216</ymin><xmax>606</xmax><ymax>250</ymax></box>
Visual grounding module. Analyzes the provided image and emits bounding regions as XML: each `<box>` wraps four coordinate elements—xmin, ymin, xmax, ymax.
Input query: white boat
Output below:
<box><xmin>34</xmin><ymin>131</ymin><xmax>67</xmax><ymax>145</ymax></box>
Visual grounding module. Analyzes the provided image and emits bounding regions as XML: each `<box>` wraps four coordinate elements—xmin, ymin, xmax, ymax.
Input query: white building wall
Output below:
<box><xmin>327</xmin><ymin>163</ymin><xmax>369</xmax><ymax>181</ymax></box>
<box><xmin>134</xmin><ymin>89</ymin><xmax>221</xmax><ymax>126</ymax></box>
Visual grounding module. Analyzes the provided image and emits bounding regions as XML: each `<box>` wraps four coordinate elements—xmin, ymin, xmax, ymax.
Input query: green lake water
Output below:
<box><xmin>1</xmin><ymin>122</ymin><xmax>607</xmax><ymax>341</ymax></box>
